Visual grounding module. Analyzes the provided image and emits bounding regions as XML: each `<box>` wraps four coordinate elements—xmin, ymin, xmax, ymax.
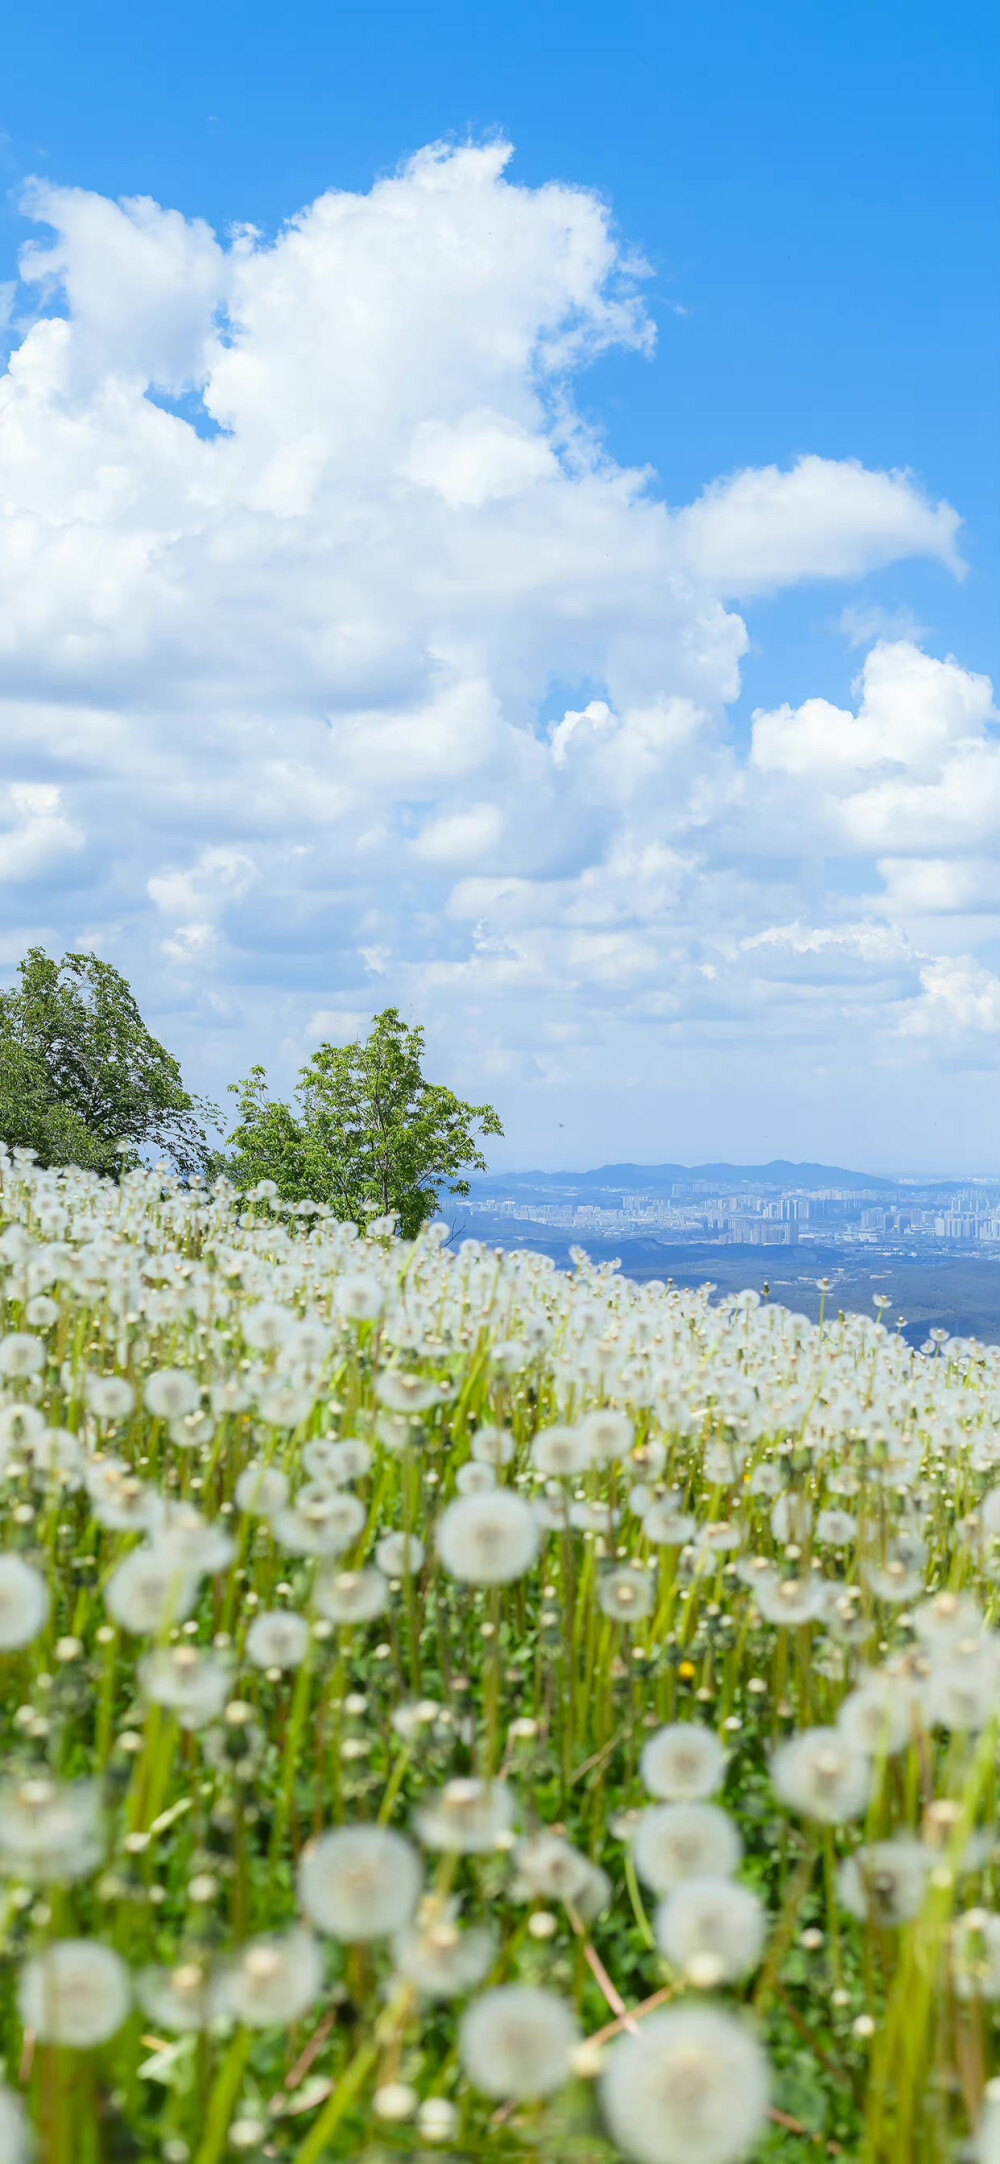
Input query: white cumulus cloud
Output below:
<box><xmin>900</xmin><ymin>960</ymin><xmax>1000</xmax><ymax>1042</ymax></box>
<box><xmin>672</xmin><ymin>457</ymin><xmax>961</xmax><ymax>596</ymax></box>
<box><xmin>0</xmin><ymin>784</ymin><xmax>84</xmax><ymax>884</ymax></box>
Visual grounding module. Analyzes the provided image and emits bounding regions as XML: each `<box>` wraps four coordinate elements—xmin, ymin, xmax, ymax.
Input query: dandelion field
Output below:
<box><xmin>0</xmin><ymin>1151</ymin><xmax>999</xmax><ymax>2163</ymax></box>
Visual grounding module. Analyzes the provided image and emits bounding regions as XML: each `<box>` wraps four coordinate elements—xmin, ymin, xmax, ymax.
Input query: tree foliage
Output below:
<box><xmin>0</xmin><ymin>947</ymin><xmax>216</xmax><ymax>1177</ymax></box>
<box><xmin>225</xmin><ymin>1007</ymin><xmax>503</xmax><ymax>1236</ymax></box>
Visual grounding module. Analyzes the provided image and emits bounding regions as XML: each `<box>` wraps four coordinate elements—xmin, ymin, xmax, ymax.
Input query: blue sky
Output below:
<box><xmin>0</xmin><ymin>0</ymin><xmax>997</xmax><ymax>1170</ymax></box>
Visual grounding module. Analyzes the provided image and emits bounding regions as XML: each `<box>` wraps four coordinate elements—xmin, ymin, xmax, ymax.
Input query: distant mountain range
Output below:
<box><xmin>471</xmin><ymin>1159</ymin><xmax>911</xmax><ymax>1197</ymax></box>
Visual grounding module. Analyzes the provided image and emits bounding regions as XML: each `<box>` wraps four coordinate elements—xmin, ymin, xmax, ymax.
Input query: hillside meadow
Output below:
<box><xmin>0</xmin><ymin>1148</ymin><xmax>998</xmax><ymax>2162</ymax></box>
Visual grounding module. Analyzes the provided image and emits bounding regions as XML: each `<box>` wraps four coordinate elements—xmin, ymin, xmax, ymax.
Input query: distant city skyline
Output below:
<box><xmin>460</xmin><ymin>1155</ymin><xmax>1000</xmax><ymax>1343</ymax></box>
<box><xmin>467</xmin><ymin>1158</ymin><xmax>1000</xmax><ymax>1239</ymax></box>
<box><xmin>0</xmin><ymin>0</ymin><xmax>997</xmax><ymax>1171</ymax></box>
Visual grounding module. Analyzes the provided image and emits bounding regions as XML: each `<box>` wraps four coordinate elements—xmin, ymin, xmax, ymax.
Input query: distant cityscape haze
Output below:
<box><xmin>457</xmin><ymin>1159</ymin><xmax>1000</xmax><ymax>1345</ymax></box>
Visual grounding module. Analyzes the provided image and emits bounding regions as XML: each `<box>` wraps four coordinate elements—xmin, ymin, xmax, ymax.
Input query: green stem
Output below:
<box><xmin>292</xmin><ymin>2039</ymin><xmax>379</xmax><ymax>2164</ymax></box>
<box><xmin>624</xmin><ymin>1847</ymin><xmax>656</xmax><ymax>1949</ymax></box>
<box><xmin>193</xmin><ymin>2026</ymin><xmax>253</xmax><ymax>2164</ymax></box>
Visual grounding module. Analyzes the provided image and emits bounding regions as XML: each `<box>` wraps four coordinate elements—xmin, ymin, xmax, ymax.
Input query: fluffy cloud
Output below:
<box><xmin>0</xmin><ymin>785</ymin><xmax>84</xmax><ymax>884</ymax></box>
<box><xmin>0</xmin><ymin>139</ymin><xmax>995</xmax><ymax>1161</ymax></box>
<box><xmin>672</xmin><ymin>458</ymin><xmax>961</xmax><ymax>596</ymax></box>
<box><xmin>900</xmin><ymin>960</ymin><xmax>1000</xmax><ymax>1045</ymax></box>
<box><xmin>748</xmin><ymin>644</ymin><xmax>999</xmax><ymax>857</ymax></box>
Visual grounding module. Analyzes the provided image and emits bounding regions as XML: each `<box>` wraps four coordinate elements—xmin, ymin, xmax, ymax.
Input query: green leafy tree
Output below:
<box><xmin>0</xmin><ymin>947</ymin><xmax>217</xmax><ymax>1177</ymax></box>
<box><xmin>224</xmin><ymin>1007</ymin><xmax>503</xmax><ymax>1236</ymax></box>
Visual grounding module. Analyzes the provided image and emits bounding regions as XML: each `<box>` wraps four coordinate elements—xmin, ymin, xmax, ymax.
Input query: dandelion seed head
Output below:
<box><xmin>600</xmin><ymin>2004</ymin><xmax>770</xmax><ymax>2164</ymax></box>
<box><xmin>459</xmin><ymin>1985</ymin><xmax>579</xmax><ymax>2099</ymax></box>
<box><xmin>314</xmin><ymin>1565</ymin><xmax>389</xmax><ymax>1624</ymax></box>
<box><xmin>0</xmin><ymin>1555</ymin><xmax>49</xmax><ymax>1649</ymax></box>
<box><xmin>437</xmin><ymin>1490</ymin><xmax>539</xmax><ymax>1584</ymax></box>
<box><xmin>632</xmin><ymin>1803</ymin><xmax>742</xmax><ymax>1895</ymax></box>
<box><xmin>19</xmin><ymin>1940</ymin><xmax>130</xmax><ymax>2048</ymax></box>
<box><xmin>414</xmin><ymin>1778</ymin><xmax>515</xmax><ymax>1854</ymax></box>
<box><xmin>772</xmin><ymin>1727</ymin><xmax>872</xmax><ymax>1824</ymax></box>
<box><xmin>297</xmin><ymin>1825</ymin><xmax>422</xmax><ymax>1939</ymax></box>
<box><xmin>640</xmin><ymin>1724</ymin><xmax>727</xmax><ymax>1802</ymax></box>
<box><xmin>215</xmin><ymin>1927</ymin><xmax>323</xmax><ymax>2026</ymax></box>
<box><xmin>598</xmin><ymin>1564</ymin><xmax>654</xmax><ymax>1622</ymax></box>
<box><xmin>245</xmin><ymin>1609</ymin><xmax>311</xmax><ymax>1669</ymax></box>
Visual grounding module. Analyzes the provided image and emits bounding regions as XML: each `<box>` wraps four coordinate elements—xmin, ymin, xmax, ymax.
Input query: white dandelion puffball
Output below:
<box><xmin>300</xmin><ymin>1436</ymin><xmax>345</xmax><ymax>1481</ymax></box>
<box><xmin>437</xmin><ymin>1490</ymin><xmax>539</xmax><ymax>1585</ymax></box>
<box><xmin>0</xmin><ymin>1775</ymin><xmax>103</xmax><ymax>1884</ymax></box>
<box><xmin>579</xmin><ymin>1408</ymin><xmax>634</xmax><ymax>1461</ymax></box>
<box><xmin>914</xmin><ymin>1590</ymin><xmax>985</xmax><ymax>1650</ymax></box>
<box><xmin>455</xmin><ymin>1461</ymin><xmax>496</xmax><ymax>1496</ymax></box>
<box><xmin>272</xmin><ymin>1489</ymin><xmax>366</xmax><ymax>1558</ymax></box>
<box><xmin>632</xmin><ymin>1803</ymin><xmax>742</xmax><ymax>1895</ymax></box>
<box><xmin>335</xmin><ymin>1273</ymin><xmax>385</xmax><ymax>1321</ymax></box>
<box><xmin>460</xmin><ymin>1985</ymin><xmax>579</xmax><ymax>2099</ymax></box>
<box><xmin>314</xmin><ymin>1567</ymin><xmax>389</xmax><ymax>1625</ymax></box>
<box><xmin>210</xmin><ymin>1377</ymin><xmax>253</xmax><ymax>1417</ymax></box>
<box><xmin>144</xmin><ymin>1368</ymin><xmax>200</xmax><ymax>1420</ymax></box>
<box><xmin>137</xmin><ymin>1961</ymin><xmax>213</xmax><ymax>2033</ymax></box>
<box><xmin>140</xmin><ymin>1647</ymin><xmax>232</xmax><ymax>1729</ymax></box>
<box><xmin>654</xmin><ymin>1876</ymin><xmax>766</xmax><ymax>1983</ymax></box>
<box><xmin>643</xmin><ymin>1500</ymin><xmax>697</xmax><ymax>1547</ymax></box>
<box><xmin>376</xmin><ymin>1371</ymin><xmax>441</xmax><ymax>1413</ymax></box>
<box><xmin>245</xmin><ymin>1609</ymin><xmax>311</xmax><ymax>1670</ymax></box>
<box><xmin>0</xmin><ymin>1332</ymin><xmax>45</xmax><ymax>1378</ymax></box>
<box><xmin>598</xmin><ymin>1565</ymin><xmax>654</xmax><ymax>1623</ymax></box>
<box><xmin>924</xmin><ymin>1639</ymin><xmax>1000</xmax><ymax>1733</ymax></box>
<box><xmin>747</xmin><ymin>1463</ymin><xmax>783</xmax><ymax>1498</ymax></box>
<box><xmin>837</xmin><ymin>1838</ymin><xmax>931</xmax><ymax>1926</ymax></box>
<box><xmin>105</xmin><ymin>1548</ymin><xmax>197</xmax><ymax>1635</ymax></box>
<box><xmin>286</xmin><ymin>1316</ymin><xmax>335</xmax><ymax>1368</ymax></box>
<box><xmin>234</xmin><ymin>1463</ymin><xmax>290</xmax><ymax>1517</ymax></box>
<box><xmin>86</xmin><ymin>1373</ymin><xmax>136</xmax><ymax>1421</ymax></box>
<box><xmin>772</xmin><ymin>1727</ymin><xmax>873</xmax><ymax>1825</ymax></box>
<box><xmin>754</xmin><ymin>1575</ymin><xmax>828</xmax><ymax>1627</ymax></box>
<box><xmin>257</xmin><ymin>1380</ymin><xmax>316</xmax><ymax>1428</ymax></box>
<box><xmin>837</xmin><ymin>1680</ymin><xmax>911</xmax><ymax>1757</ymax></box>
<box><xmin>171</xmin><ymin>1412</ymin><xmax>217</xmax><ymax>1455</ymax></box>
<box><xmin>19</xmin><ymin>1939</ymin><xmax>130</xmax><ymax>2047</ymax></box>
<box><xmin>641</xmin><ymin>1724</ymin><xmax>727</xmax><ymax>1802</ymax></box>
<box><xmin>374</xmin><ymin>1412</ymin><xmax>411</xmax><ymax>1453</ymax></box>
<box><xmin>0</xmin><ymin>1401</ymin><xmax>47</xmax><ymax>1453</ymax></box>
<box><xmin>242</xmin><ymin>1301</ymin><xmax>295</xmax><ymax>1349</ymax></box>
<box><xmin>0</xmin><ymin>2084</ymin><xmax>30</xmax><ymax>2164</ymax></box>
<box><xmin>816</xmin><ymin>1507</ymin><xmax>858</xmax><ymax>1546</ymax></box>
<box><xmin>531</xmin><ymin>1424</ymin><xmax>592</xmax><ymax>1477</ymax></box>
<box><xmin>0</xmin><ymin>1554</ymin><xmax>49</xmax><ymax>1649</ymax></box>
<box><xmin>32</xmin><ymin>1425</ymin><xmax>85</xmax><ymax>1484</ymax></box>
<box><xmin>154</xmin><ymin>1503</ymin><xmax>234</xmax><ymax>1576</ymax></box>
<box><xmin>298</xmin><ymin>1825</ymin><xmax>422</xmax><ymax>1940</ymax></box>
<box><xmin>417</xmin><ymin>2097</ymin><xmax>459</xmax><ymax>2143</ymax></box>
<box><xmin>470</xmin><ymin>1425</ymin><xmax>515</xmax><ymax>1468</ymax></box>
<box><xmin>600</xmin><ymin>2004</ymin><xmax>770</xmax><ymax>2164</ymax></box>
<box><xmin>514</xmin><ymin>1830</ymin><xmax>595</xmax><ymax>1906</ymax></box>
<box><xmin>305</xmin><ymin>1436</ymin><xmax>371</xmax><ymax>1484</ymax></box>
<box><xmin>215</xmin><ymin>1928</ymin><xmax>323</xmax><ymax>2028</ymax></box>
<box><xmin>392</xmin><ymin>1909</ymin><xmax>496</xmax><ymax>1998</ymax></box>
<box><xmin>376</xmin><ymin>1530</ymin><xmax>426</xmax><ymax>1576</ymax></box>
<box><xmin>414</xmin><ymin>1777</ymin><xmax>516</xmax><ymax>1854</ymax></box>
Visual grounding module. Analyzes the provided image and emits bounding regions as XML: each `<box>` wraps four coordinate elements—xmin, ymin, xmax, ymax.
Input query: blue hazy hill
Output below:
<box><xmin>471</xmin><ymin>1160</ymin><xmax>907</xmax><ymax>1197</ymax></box>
